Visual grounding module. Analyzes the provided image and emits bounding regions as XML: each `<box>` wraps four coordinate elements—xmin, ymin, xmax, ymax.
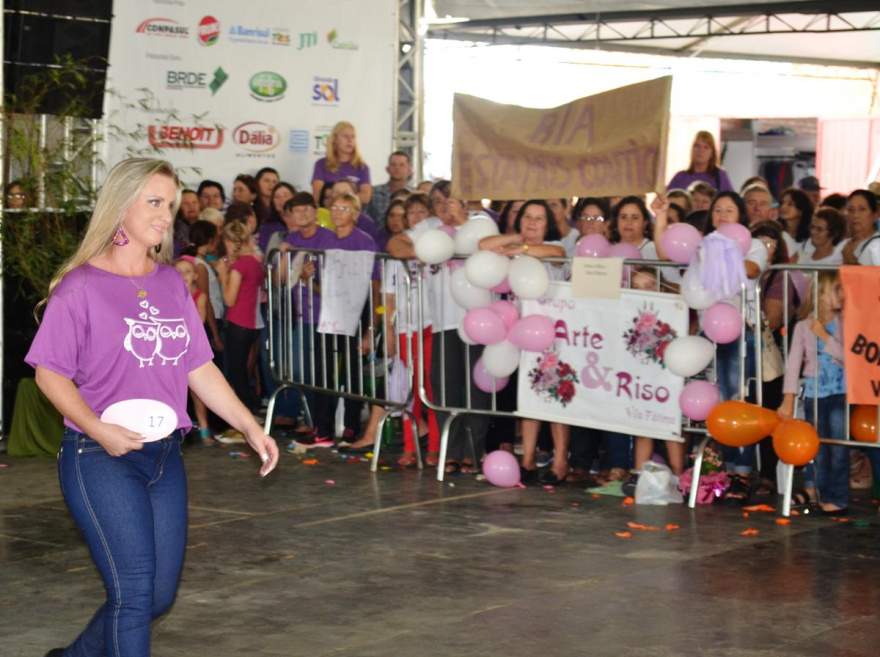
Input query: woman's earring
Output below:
<box><xmin>155</xmin><ymin>243</ymin><xmax>162</xmax><ymax>254</ymax></box>
<box><xmin>112</xmin><ymin>228</ymin><xmax>129</xmax><ymax>246</ymax></box>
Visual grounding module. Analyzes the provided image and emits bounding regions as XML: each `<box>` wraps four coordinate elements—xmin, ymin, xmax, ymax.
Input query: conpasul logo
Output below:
<box><xmin>136</xmin><ymin>17</ymin><xmax>189</xmax><ymax>37</ymax></box>
<box><xmin>234</xmin><ymin>122</ymin><xmax>280</xmax><ymax>154</ymax></box>
<box><xmin>249</xmin><ymin>71</ymin><xmax>286</xmax><ymax>102</ymax></box>
<box><xmin>147</xmin><ymin>125</ymin><xmax>223</xmax><ymax>149</ymax></box>
<box><xmin>312</xmin><ymin>77</ymin><xmax>340</xmax><ymax>104</ymax></box>
<box><xmin>326</xmin><ymin>28</ymin><xmax>358</xmax><ymax>50</ymax></box>
<box><xmin>198</xmin><ymin>16</ymin><xmax>220</xmax><ymax>46</ymax></box>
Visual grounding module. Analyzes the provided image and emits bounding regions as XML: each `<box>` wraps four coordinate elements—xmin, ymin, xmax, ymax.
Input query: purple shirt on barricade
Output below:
<box><xmin>285</xmin><ymin>226</ymin><xmax>338</xmax><ymax>324</ymax></box>
<box><xmin>25</xmin><ymin>264</ymin><xmax>214</xmax><ymax>433</ymax></box>
<box><xmin>666</xmin><ymin>169</ymin><xmax>734</xmax><ymax>192</ymax></box>
<box><xmin>333</xmin><ymin>227</ymin><xmax>380</xmax><ymax>279</ymax></box>
<box><xmin>311</xmin><ymin>158</ymin><xmax>371</xmax><ymax>188</ymax></box>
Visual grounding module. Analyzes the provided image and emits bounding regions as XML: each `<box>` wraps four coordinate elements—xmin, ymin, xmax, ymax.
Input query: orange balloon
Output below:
<box><xmin>851</xmin><ymin>405</ymin><xmax>879</xmax><ymax>443</ymax></box>
<box><xmin>772</xmin><ymin>419</ymin><xmax>820</xmax><ymax>466</ymax></box>
<box><xmin>706</xmin><ymin>400</ymin><xmax>780</xmax><ymax>447</ymax></box>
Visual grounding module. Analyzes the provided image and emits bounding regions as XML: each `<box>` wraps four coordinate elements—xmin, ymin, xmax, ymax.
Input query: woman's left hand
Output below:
<box><xmin>244</xmin><ymin>427</ymin><xmax>279</xmax><ymax>477</ymax></box>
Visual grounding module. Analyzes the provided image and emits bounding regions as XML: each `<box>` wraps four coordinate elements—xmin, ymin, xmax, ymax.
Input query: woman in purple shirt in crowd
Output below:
<box><xmin>311</xmin><ymin>120</ymin><xmax>372</xmax><ymax>208</ymax></box>
<box><xmin>27</xmin><ymin>158</ymin><xmax>278</xmax><ymax>657</ymax></box>
<box><xmin>666</xmin><ymin>130</ymin><xmax>734</xmax><ymax>193</ymax></box>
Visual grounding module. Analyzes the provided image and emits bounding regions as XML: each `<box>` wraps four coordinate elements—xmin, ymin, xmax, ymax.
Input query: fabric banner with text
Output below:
<box><xmin>841</xmin><ymin>265</ymin><xmax>880</xmax><ymax>405</ymax></box>
<box><xmin>451</xmin><ymin>76</ymin><xmax>671</xmax><ymax>200</ymax></box>
<box><xmin>516</xmin><ymin>282</ymin><xmax>688</xmax><ymax>441</ymax></box>
<box><xmin>103</xmin><ymin>0</ymin><xmax>396</xmax><ymax>190</ymax></box>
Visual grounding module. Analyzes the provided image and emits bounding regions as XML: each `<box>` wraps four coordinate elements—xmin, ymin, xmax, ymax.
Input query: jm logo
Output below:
<box><xmin>299</xmin><ymin>32</ymin><xmax>317</xmax><ymax>49</ymax></box>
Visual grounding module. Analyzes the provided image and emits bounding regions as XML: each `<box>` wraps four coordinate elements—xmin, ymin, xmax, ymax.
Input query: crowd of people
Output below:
<box><xmin>164</xmin><ymin>122</ymin><xmax>880</xmax><ymax>511</ymax></box>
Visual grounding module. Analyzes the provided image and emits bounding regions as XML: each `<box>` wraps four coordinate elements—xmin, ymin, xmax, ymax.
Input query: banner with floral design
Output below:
<box><xmin>517</xmin><ymin>282</ymin><xmax>689</xmax><ymax>441</ymax></box>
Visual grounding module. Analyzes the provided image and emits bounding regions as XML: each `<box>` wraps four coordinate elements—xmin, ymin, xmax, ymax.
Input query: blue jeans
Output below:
<box><xmin>803</xmin><ymin>394</ymin><xmax>849</xmax><ymax>508</ymax></box>
<box><xmin>716</xmin><ymin>329</ymin><xmax>759</xmax><ymax>474</ymax></box>
<box><xmin>59</xmin><ymin>429</ymin><xmax>187</xmax><ymax>657</ymax></box>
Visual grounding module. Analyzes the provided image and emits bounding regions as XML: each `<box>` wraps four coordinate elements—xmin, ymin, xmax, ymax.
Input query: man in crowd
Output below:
<box><xmin>743</xmin><ymin>183</ymin><xmax>775</xmax><ymax>227</ymax></box>
<box><xmin>365</xmin><ymin>151</ymin><xmax>412</xmax><ymax>227</ymax></box>
<box><xmin>198</xmin><ymin>179</ymin><xmax>226</xmax><ymax>211</ymax></box>
<box><xmin>798</xmin><ymin>175</ymin><xmax>823</xmax><ymax>207</ymax></box>
<box><xmin>173</xmin><ymin>189</ymin><xmax>201</xmax><ymax>255</ymax></box>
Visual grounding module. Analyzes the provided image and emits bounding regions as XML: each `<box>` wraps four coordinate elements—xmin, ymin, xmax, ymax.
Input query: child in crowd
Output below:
<box><xmin>175</xmin><ymin>256</ymin><xmax>212</xmax><ymax>443</ymax></box>
<box><xmin>778</xmin><ymin>271</ymin><xmax>848</xmax><ymax>514</ymax></box>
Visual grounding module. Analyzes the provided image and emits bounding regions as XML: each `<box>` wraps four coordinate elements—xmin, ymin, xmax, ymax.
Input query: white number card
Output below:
<box><xmin>100</xmin><ymin>399</ymin><xmax>178</xmax><ymax>442</ymax></box>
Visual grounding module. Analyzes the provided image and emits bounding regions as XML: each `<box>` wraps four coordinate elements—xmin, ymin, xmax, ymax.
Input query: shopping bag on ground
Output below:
<box><xmin>635</xmin><ymin>461</ymin><xmax>684</xmax><ymax>505</ymax></box>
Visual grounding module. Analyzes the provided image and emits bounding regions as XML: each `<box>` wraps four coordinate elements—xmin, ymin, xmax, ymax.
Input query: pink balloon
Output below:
<box><xmin>575</xmin><ymin>234</ymin><xmax>612</xmax><ymax>258</ymax></box>
<box><xmin>661</xmin><ymin>222</ymin><xmax>702</xmax><ymax>264</ymax></box>
<box><xmin>701</xmin><ymin>302</ymin><xmax>742</xmax><ymax>344</ymax></box>
<box><xmin>717</xmin><ymin>223</ymin><xmax>751</xmax><ymax>256</ymax></box>
<box><xmin>472</xmin><ymin>358</ymin><xmax>509</xmax><ymax>393</ymax></box>
<box><xmin>679</xmin><ymin>381</ymin><xmax>721</xmax><ymax>421</ymax></box>
<box><xmin>489</xmin><ymin>300</ymin><xmax>519</xmax><ymax>329</ymax></box>
<box><xmin>607</xmin><ymin>242</ymin><xmax>642</xmax><ymax>260</ymax></box>
<box><xmin>491</xmin><ymin>278</ymin><xmax>512</xmax><ymax>294</ymax></box>
<box><xmin>482</xmin><ymin>450</ymin><xmax>520</xmax><ymax>487</ymax></box>
<box><xmin>463</xmin><ymin>307</ymin><xmax>507</xmax><ymax>345</ymax></box>
<box><xmin>439</xmin><ymin>224</ymin><xmax>457</xmax><ymax>237</ymax></box>
<box><xmin>508</xmin><ymin>314</ymin><xmax>556</xmax><ymax>352</ymax></box>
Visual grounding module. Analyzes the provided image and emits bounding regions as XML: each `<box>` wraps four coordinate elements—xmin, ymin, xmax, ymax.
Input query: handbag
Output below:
<box><xmin>760</xmin><ymin>319</ymin><xmax>785</xmax><ymax>382</ymax></box>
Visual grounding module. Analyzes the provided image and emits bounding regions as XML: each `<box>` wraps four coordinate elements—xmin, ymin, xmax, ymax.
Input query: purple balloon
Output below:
<box><xmin>701</xmin><ymin>302</ymin><xmax>742</xmax><ymax>344</ymax></box>
<box><xmin>464</xmin><ymin>307</ymin><xmax>507</xmax><ymax>345</ymax></box>
<box><xmin>491</xmin><ymin>278</ymin><xmax>512</xmax><ymax>294</ymax></box>
<box><xmin>473</xmin><ymin>358</ymin><xmax>509</xmax><ymax>393</ymax></box>
<box><xmin>489</xmin><ymin>300</ymin><xmax>519</xmax><ymax>329</ymax></box>
<box><xmin>482</xmin><ymin>449</ymin><xmax>521</xmax><ymax>487</ymax></box>
<box><xmin>508</xmin><ymin>314</ymin><xmax>556</xmax><ymax>352</ymax></box>
<box><xmin>575</xmin><ymin>234</ymin><xmax>612</xmax><ymax>258</ymax></box>
<box><xmin>679</xmin><ymin>380</ymin><xmax>721</xmax><ymax>421</ymax></box>
<box><xmin>717</xmin><ymin>223</ymin><xmax>751</xmax><ymax>256</ymax></box>
<box><xmin>608</xmin><ymin>242</ymin><xmax>642</xmax><ymax>260</ymax></box>
<box><xmin>439</xmin><ymin>224</ymin><xmax>457</xmax><ymax>237</ymax></box>
<box><xmin>661</xmin><ymin>222</ymin><xmax>702</xmax><ymax>264</ymax></box>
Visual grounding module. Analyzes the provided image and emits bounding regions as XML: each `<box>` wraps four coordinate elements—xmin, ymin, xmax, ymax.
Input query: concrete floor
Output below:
<box><xmin>2</xmin><ymin>443</ymin><xmax>880</xmax><ymax>657</ymax></box>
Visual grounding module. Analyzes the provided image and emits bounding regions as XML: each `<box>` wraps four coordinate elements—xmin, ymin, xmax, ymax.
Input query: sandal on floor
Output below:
<box><xmin>397</xmin><ymin>452</ymin><xmax>418</xmax><ymax>467</ymax></box>
<box><xmin>540</xmin><ymin>470</ymin><xmax>568</xmax><ymax>486</ymax></box>
<box><xmin>520</xmin><ymin>467</ymin><xmax>539</xmax><ymax>485</ymax></box>
<box><xmin>790</xmin><ymin>488</ymin><xmax>816</xmax><ymax>510</ymax></box>
<box><xmin>721</xmin><ymin>475</ymin><xmax>753</xmax><ymax>506</ymax></box>
<box><xmin>425</xmin><ymin>451</ymin><xmax>440</xmax><ymax>467</ymax></box>
<box><xmin>445</xmin><ymin>461</ymin><xmax>462</xmax><ymax>474</ymax></box>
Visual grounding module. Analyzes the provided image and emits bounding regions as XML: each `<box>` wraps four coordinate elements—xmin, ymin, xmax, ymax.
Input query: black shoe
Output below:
<box><xmin>621</xmin><ymin>471</ymin><xmax>639</xmax><ymax>497</ymax></box>
<box><xmin>539</xmin><ymin>470</ymin><xmax>568</xmax><ymax>486</ymax></box>
<box><xmin>45</xmin><ymin>650</ymin><xmax>65</xmax><ymax>657</ymax></box>
<box><xmin>520</xmin><ymin>467</ymin><xmax>539</xmax><ymax>485</ymax></box>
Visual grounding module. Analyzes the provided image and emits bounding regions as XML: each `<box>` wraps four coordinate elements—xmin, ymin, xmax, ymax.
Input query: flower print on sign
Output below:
<box><xmin>622</xmin><ymin>302</ymin><xmax>677</xmax><ymax>367</ymax></box>
<box><xmin>122</xmin><ymin>299</ymin><xmax>190</xmax><ymax>368</ymax></box>
<box><xmin>528</xmin><ymin>348</ymin><xmax>579</xmax><ymax>407</ymax></box>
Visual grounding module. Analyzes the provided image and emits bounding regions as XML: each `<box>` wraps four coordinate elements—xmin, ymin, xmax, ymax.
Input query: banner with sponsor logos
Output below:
<box><xmin>451</xmin><ymin>76</ymin><xmax>671</xmax><ymax>200</ymax></box>
<box><xmin>103</xmin><ymin>0</ymin><xmax>396</xmax><ymax>192</ymax></box>
<box><xmin>516</xmin><ymin>283</ymin><xmax>688</xmax><ymax>441</ymax></box>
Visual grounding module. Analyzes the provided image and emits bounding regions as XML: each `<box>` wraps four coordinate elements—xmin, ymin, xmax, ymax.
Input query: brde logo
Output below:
<box><xmin>198</xmin><ymin>16</ymin><xmax>220</xmax><ymax>46</ymax></box>
<box><xmin>234</xmin><ymin>122</ymin><xmax>279</xmax><ymax>153</ymax></box>
<box><xmin>249</xmin><ymin>71</ymin><xmax>287</xmax><ymax>102</ymax></box>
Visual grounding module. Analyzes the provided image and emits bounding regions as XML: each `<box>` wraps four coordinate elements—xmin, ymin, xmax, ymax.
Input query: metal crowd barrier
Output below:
<box><xmin>264</xmin><ymin>248</ymin><xmax>422</xmax><ymax>469</ymax></box>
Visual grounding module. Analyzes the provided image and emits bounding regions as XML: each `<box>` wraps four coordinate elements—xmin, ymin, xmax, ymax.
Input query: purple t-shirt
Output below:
<box><xmin>25</xmin><ymin>264</ymin><xmax>214</xmax><ymax>433</ymax></box>
<box><xmin>356</xmin><ymin>212</ymin><xmax>381</xmax><ymax>245</ymax></box>
<box><xmin>285</xmin><ymin>226</ymin><xmax>338</xmax><ymax>323</ymax></box>
<box><xmin>666</xmin><ymin>169</ymin><xmax>733</xmax><ymax>193</ymax></box>
<box><xmin>258</xmin><ymin>220</ymin><xmax>284</xmax><ymax>254</ymax></box>
<box><xmin>333</xmin><ymin>227</ymin><xmax>379</xmax><ymax>280</ymax></box>
<box><xmin>311</xmin><ymin>157</ymin><xmax>371</xmax><ymax>188</ymax></box>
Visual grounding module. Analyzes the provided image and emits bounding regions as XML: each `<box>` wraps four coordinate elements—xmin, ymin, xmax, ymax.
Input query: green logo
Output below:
<box><xmin>249</xmin><ymin>71</ymin><xmax>287</xmax><ymax>102</ymax></box>
<box><xmin>326</xmin><ymin>28</ymin><xmax>358</xmax><ymax>50</ymax></box>
<box><xmin>210</xmin><ymin>67</ymin><xmax>228</xmax><ymax>95</ymax></box>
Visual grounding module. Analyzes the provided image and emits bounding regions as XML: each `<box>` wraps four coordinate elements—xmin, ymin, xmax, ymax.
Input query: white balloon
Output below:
<box><xmin>508</xmin><ymin>255</ymin><xmax>550</xmax><ymax>299</ymax></box>
<box><xmin>450</xmin><ymin>267</ymin><xmax>492</xmax><ymax>309</ymax></box>
<box><xmin>454</xmin><ymin>216</ymin><xmax>500</xmax><ymax>255</ymax></box>
<box><xmin>482</xmin><ymin>340</ymin><xmax>521</xmax><ymax>378</ymax></box>
<box><xmin>663</xmin><ymin>336</ymin><xmax>715</xmax><ymax>378</ymax></box>
<box><xmin>464</xmin><ymin>250</ymin><xmax>510</xmax><ymax>289</ymax></box>
<box><xmin>680</xmin><ymin>268</ymin><xmax>721</xmax><ymax>310</ymax></box>
<box><xmin>457</xmin><ymin>318</ymin><xmax>477</xmax><ymax>345</ymax></box>
<box><xmin>414</xmin><ymin>229</ymin><xmax>455</xmax><ymax>265</ymax></box>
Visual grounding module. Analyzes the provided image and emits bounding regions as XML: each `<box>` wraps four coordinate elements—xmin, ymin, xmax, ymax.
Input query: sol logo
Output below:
<box><xmin>198</xmin><ymin>16</ymin><xmax>220</xmax><ymax>46</ymax></box>
<box><xmin>147</xmin><ymin>125</ymin><xmax>223</xmax><ymax>149</ymax></box>
<box><xmin>249</xmin><ymin>71</ymin><xmax>287</xmax><ymax>102</ymax></box>
<box><xmin>312</xmin><ymin>77</ymin><xmax>340</xmax><ymax>104</ymax></box>
<box><xmin>136</xmin><ymin>17</ymin><xmax>189</xmax><ymax>37</ymax></box>
<box><xmin>233</xmin><ymin>122</ymin><xmax>279</xmax><ymax>153</ymax></box>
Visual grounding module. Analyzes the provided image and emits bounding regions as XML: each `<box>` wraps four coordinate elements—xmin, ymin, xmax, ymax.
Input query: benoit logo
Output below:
<box><xmin>147</xmin><ymin>125</ymin><xmax>223</xmax><ymax>149</ymax></box>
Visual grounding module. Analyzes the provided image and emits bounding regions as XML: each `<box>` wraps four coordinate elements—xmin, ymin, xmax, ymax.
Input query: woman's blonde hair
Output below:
<box><xmin>333</xmin><ymin>191</ymin><xmax>362</xmax><ymax>212</ymax></box>
<box><xmin>798</xmin><ymin>270</ymin><xmax>840</xmax><ymax>321</ymax></box>
<box><xmin>325</xmin><ymin>121</ymin><xmax>365</xmax><ymax>172</ymax></box>
<box><xmin>46</xmin><ymin>158</ymin><xmax>181</xmax><ymax>300</ymax></box>
<box><xmin>221</xmin><ymin>219</ymin><xmax>251</xmax><ymax>258</ymax></box>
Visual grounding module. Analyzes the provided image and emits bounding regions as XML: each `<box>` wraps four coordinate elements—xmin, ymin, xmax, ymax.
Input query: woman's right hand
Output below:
<box><xmin>90</xmin><ymin>422</ymin><xmax>145</xmax><ymax>457</ymax></box>
<box><xmin>777</xmin><ymin>400</ymin><xmax>794</xmax><ymax>420</ymax></box>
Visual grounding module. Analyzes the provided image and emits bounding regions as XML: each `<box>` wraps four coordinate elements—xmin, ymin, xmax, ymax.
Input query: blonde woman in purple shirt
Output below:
<box><xmin>311</xmin><ymin>121</ymin><xmax>372</xmax><ymax>207</ymax></box>
<box><xmin>27</xmin><ymin>158</ymin><xmax>278</xmax><ymax>657</ymax></box>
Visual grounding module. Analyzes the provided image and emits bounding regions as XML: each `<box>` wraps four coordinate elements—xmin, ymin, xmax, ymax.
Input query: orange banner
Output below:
<box><xmin>451</xmin><ymin>77</ymin><xmax>671</xmax><ymax>201</ymax></box>
<box><xmin>841</xmin><ymin>266</ymin><xmax>880</xmax><ymax>405</ymax></box>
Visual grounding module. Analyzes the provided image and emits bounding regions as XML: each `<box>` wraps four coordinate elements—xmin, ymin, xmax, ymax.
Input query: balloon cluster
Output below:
<box><xmin>414</xmin><ymin>215</ymin><xmax>557</xmax><ymax>393</ymax></box>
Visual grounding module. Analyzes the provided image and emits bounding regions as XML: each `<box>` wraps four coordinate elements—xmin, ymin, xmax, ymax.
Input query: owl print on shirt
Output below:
<box><xmin>123</xmin><ymin>295</ymin><xmax>190</xmax><ymax>368</ymax></box>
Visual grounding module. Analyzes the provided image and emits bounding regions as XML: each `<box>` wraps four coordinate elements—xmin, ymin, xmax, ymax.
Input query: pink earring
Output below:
<box><xmin>112</xmin><ymin>228</ymin><xmax>129</xmax><ymax>246</ymax></box>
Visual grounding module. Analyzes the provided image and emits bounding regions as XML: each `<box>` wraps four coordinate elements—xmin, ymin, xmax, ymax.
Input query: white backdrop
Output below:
<box><xmin>103</xmin><ymin>0</ymin><xmax>397</xmax><ymax>191</ymax></box>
